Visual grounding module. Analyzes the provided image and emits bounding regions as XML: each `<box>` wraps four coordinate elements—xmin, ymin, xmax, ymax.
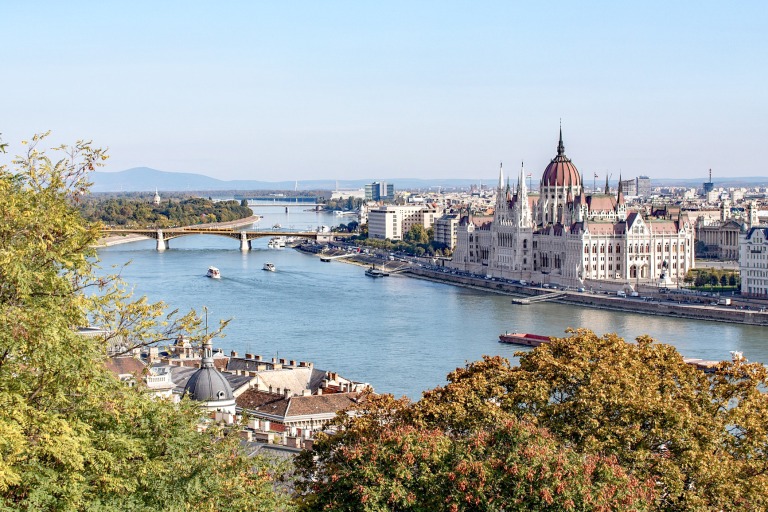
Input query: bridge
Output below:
<box><xmin>102</xmin><ymin>227</ymin><xmax>350</xmax><ymax>251</ymax></box>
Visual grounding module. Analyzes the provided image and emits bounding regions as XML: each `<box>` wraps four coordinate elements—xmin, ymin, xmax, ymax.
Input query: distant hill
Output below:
<box><xmin>90</xmin><ymin>167</ymin><xmax>491</xmax><ymax>192</ymax></box>
<box><xmin>90</xmin><ymin>167</ymin><xmax>768</xmax><ymax>193</ymax></box>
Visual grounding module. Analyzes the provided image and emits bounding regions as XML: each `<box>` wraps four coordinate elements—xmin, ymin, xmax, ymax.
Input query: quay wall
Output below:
<box><xmin>406</xmin><ymin>267</ymin><xmax>768</xmax><ymax>327</ymax></box>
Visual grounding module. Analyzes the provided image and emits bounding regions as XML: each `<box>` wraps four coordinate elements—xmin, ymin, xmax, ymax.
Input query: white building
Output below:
<box><xmin>433</xmin><ymin>213</ymin><xmax>460</xmax><ymax>249</ymax></box>
<box><xmin>449</xmin><ymin>130</ymin><xmax>695</xmax><ymax>288</ymax></box>
<box><xmin>368</xmin><ymin>205</ymin><xmax>440</xmax><ymax>241</ymax></box>
<box><xmin>740</xmin><ymin>226</ymin><xmax>768</xmax><ymax>297</ymax></box>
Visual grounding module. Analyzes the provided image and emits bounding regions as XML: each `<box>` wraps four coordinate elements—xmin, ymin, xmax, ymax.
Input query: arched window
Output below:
<box><xmin>523</xmin><ymin>239</ymin><xmax>528</xmax><ymax>249</ymax></box>
<box><xmin>616</xmin><ymin>245</ymin><xmax>621</xmax><ymax>253</ymax></box>
<box><xmin>584</xmin><ymin>245</ymin><xmax>589</xmax><ymax>254</ymax></box>
<box><xmin>608</xmin><ymin>245</ymin><xmax>613</xmax><ymax>253</ymax></box>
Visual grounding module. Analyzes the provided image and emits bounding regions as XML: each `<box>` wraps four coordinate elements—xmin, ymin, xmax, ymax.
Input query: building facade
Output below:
<box><xmin>368</xmin><ymin>205</ymin><xmax>440</xmax><ymax>241</ymax></box>
<box><xmin>740</xmin><ymin>226</ymin><xmax>768</xmax><ymax>297</ymax></box>
<box><xmin>433</xmin><ymin>213</ymin><xmax>460</xmax><ymax>249</ymax></box>
<box><xmin>364</xmin><ymin>181</ymin><xmax>394</xmax><ymax>201</ymax></box>
<box><xmin>449</xmin><ymin>131</ymin><xmax>695</xmax><ymax>288</ymax></box>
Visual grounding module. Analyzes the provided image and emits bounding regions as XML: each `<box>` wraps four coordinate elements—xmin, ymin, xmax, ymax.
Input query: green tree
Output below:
<box><xmin>0</xmin><ymin>134</ymin><xmax>291</xmax><ymax>511</ymax></box>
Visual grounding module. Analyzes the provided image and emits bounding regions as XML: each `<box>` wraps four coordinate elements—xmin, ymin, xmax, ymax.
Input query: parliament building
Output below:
<box><xmin>449</xmin><ymin>130</ymin><xmax>695</xmax><ymax>289</ymax></box>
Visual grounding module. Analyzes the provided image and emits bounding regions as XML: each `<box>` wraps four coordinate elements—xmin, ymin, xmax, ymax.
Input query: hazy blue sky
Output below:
<box><xmin>2</xmin><ymin>1</ymin><xmax>766</xmax><ymax>182</ymax></box>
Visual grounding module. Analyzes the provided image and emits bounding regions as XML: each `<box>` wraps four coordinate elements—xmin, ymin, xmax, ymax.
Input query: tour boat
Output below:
<box><xmin>206</xmin><ymin>266</ymin><xmax>221</xmax><ymax>279</ymax></box>
<box><xmin>267</xmin><ymin>237</ymin><xmax>286</xmax><ymax>249</ymax></box>
<box><xmin>262</xmin><ymin>262</ymin><xmax>276</xmax><ymax>272</ymax></box>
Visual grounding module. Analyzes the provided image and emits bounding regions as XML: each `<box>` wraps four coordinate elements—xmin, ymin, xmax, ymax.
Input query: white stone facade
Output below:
<box><xmin>448</xmin><ymin>134</ymin><xmax>695</xmax><ymax>288</ymax></box>
<box><xmin>740</xmin><ymin>227</ymin><xmax>768</xmax><ymax>297</ymax></box>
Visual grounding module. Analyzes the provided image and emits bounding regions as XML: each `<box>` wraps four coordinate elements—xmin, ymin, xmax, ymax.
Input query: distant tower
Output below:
<box><xmin>153</xmin><ymin>188</ymin><xmax>161</xmax><ymax>205</ymax></box>
<box><xmin>703</xmin><ymin>169</ymin><xmax>714</xmax><ymax>195</ymax></box>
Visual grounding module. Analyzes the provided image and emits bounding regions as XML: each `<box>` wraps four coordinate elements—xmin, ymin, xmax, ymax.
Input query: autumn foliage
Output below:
<box><xmin>295</xmin><ymin>330</ymin><xmax>768</xmax><ymax>511</ymax></box>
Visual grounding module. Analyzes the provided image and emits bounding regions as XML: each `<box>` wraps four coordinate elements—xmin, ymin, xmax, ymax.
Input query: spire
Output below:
<box><xmin>617</xmin><ymin>173</ymin><xmax>625</xmax><ymax>206</ymax></box>
<box><xmin>604</xmin><ymin>174</ymin><xmax>610</xmax><ymax>194</ymax></box>
<box><xmin>557</xmin><ymin>120</ymin><xmax>565</xmax><ymax>156</ymax></box>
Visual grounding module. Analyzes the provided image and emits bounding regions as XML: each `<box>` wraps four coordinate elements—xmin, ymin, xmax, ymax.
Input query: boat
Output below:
<box><xmin>273</xmin><ymin>223</ymin><xmax>282</xmax><ymax>229</ymax></box>
<box><xmin>498</xmin><ymin>332</ymin><xmax>551</xmax><ymax>347</ymax></box>
<box><xmin>206</xmin><ymin>266</ymin><xmax>221</xmax><ymax>279</ymax></box>
<box><xmin>262</xmin><ymin>262</ymin><xmax>276</xmax><ymax>272</ymax></box>
<box><xmin>365</xmin><ymin>266</ymin><xmax>389</xmax><ymax>278</ymax></box>
<box><xmin>267</xmin><ymin>237</ymin><xmax>286</xmax><ymax>249</ymax></box>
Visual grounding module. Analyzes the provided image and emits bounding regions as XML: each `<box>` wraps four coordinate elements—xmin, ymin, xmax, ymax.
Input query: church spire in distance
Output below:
<box><xmin>557</xmin><ymin>119</ymin><xmax>565</xmax><ymax>156</ymax></box>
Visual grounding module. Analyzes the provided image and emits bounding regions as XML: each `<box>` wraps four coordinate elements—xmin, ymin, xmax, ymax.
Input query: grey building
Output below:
<box><xmin>364</xmin><ymin>181</ymin><xmax>394</xmax><ymax>201</ymax></box>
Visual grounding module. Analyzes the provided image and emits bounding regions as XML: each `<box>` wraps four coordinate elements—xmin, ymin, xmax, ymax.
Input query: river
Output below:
<box><xmin>95</xmin><ymin>202</ymin><xmax>767</xmax><ymax>399</ymax></box>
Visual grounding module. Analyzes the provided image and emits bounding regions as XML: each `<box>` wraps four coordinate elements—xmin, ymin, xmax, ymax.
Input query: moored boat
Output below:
<box><xmin>498</xmin><ymin>332</ymin><xmax>551</xmax><ymax>347</ymax></box>
<box><xmin>365</xmin><ymin>266</ymin><xmax>389</xmax><ymax>278</ymax></box>
<box><xmin>262</xmin><ymin>262</ymin><xmax>276</xmax><ymax>272</ymax></box>
<box><xmin>206</xmin><ymin>266</ymin><xmax>221</xmax><ymax>279</ymax></box>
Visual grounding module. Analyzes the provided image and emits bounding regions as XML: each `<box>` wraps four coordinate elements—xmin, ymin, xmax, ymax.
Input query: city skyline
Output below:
<box><xmin>3</xmin><ymin>1</ymin><xmax>766</xmax><ymax>181</ymax></box>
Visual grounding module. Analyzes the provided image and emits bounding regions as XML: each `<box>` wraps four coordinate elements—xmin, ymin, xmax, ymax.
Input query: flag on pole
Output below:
<box><xmin>594</xmin><ymin>172</ymin><xmax>599</xmax><ymax>178</ymax></box>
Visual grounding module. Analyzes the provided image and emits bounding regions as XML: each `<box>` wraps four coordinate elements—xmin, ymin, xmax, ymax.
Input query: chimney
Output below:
<box><xmin>299</xmin><ymin>361</ymin><xmax>306</xmax><ymax>367</ymax></box>
<box><xmin>289</xmin><ymin>360</ymin><xmax>296</xmax><ymax>367</ymax></box>
<box><xmin>284</xmin><ymin>388</ymin><xmax>290</xmax><ymax>398</ymax></box>
<box><xmin>317</xmin><ymin>388</ymin><xmax>322</xmax><ymax>396</ymax></box>
<box><xmin>255</xmin><ymin>355</ymin><xmax>262</xmax><ymax>361</ymax></box>
<box><xmin>245</xmin><ymin>353</ymin><xmax>254</xmax><ymax>360</ymax></box>
<box><xmin>279</xmin><ymin>358</ymin><xmax>286</xmax><ymax>365</ymax></box>
<box><xmin>271</xmin><ymin>357</ymin><xmax>276</xmax><ymax>364</ymax></box>
<box><xmin>230</xmin><ymin>351</ymin><xmax>238</xmax><ymax>358</ymax></box>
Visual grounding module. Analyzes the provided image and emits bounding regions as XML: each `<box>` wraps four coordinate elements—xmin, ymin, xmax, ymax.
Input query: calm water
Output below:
<box><xmin>96</xmin><ymin>203</ymin><xmax>768</xmax><ymax>399</ymax></box>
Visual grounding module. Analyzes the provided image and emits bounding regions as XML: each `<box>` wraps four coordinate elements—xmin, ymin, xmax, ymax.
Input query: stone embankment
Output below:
<box><xmin>406</xmin><ymin>267</ymin><xmax>768</xmax><ymax>327</ymax></box>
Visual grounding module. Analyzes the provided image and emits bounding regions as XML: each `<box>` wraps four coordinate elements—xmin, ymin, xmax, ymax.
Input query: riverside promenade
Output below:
<box><xmin>405</xmin><ymin>266</ymin><xmax>768</xmax><ymax>327</ymax></box>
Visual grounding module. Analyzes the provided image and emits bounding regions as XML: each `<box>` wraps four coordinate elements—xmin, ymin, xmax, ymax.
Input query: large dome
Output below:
<box><xmin>184</xmin><ymin>341</ymin><xmax>234</xmax><ymax>403</ymax></box>
<box><xmin>541</xmin><ymin>129</ymin><xmax>581</xmax><ymax>188</ymax></box>
<box><xmin>184</xmin><ymin>365</ymin><xmax>234</xmax><ymax>402</ymax></box>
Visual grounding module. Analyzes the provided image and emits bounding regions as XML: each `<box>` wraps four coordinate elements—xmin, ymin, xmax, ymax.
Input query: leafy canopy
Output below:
<box><xmin>0</xmin><ymin>133</ymin><xmax>292</xmax><ymax>511</ymax></box>
<box><xmin>295</xmin><ymin>329</ymin><xmax>768</xmax><ymax>512</ymax></box>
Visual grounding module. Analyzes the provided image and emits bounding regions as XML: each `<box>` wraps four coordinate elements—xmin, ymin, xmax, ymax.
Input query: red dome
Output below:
<box><xmin>541</xmin><ymin>130</ymin><xmax>581</xmax><ymax>188</ymax></box>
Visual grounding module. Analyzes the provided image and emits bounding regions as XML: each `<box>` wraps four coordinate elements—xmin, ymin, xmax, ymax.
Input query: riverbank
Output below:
<box><xmin>95</xmin><ymin>215</ymin><xmax>261</xmax><ymax>247</ymax></box>
<box><xmin>406</xmin><ymin>267</ymin><xmax>768</xmax><ymax>327</ymax></box>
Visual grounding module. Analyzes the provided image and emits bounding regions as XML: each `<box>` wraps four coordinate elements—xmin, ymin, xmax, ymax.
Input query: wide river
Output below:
<box><xmin>97</xmin><ymin>203</ymin><xmax>767</xmax><ymax>399</ymax></box>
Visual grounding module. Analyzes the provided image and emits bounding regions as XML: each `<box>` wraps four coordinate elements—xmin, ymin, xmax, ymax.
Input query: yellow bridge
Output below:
<box><xmin>101</xmin><ymin>227</ymin><xmax>349</xmax><ymax>251</ymax></box>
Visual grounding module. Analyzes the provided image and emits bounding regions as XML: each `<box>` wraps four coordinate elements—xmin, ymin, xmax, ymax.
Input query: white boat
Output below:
<box><xmin>206</xmin><ymin>266</ymin><xmax>221</xmax><ymax>279</ymax></box>
<box><xmin>267</xmin><ymin>237</ymin><xmax>286</xmax><ymax>249</ymax></box>
<box><xmin>262</xmin><ymin>262</ymin><xmax>276</xmax><ymax>272</ymax></box>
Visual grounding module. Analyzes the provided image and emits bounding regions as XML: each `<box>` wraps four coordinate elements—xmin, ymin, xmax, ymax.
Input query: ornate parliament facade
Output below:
<box><xmin>449</xmin><ymin>131</ymin><xmax>695</xmax><ymax>288</ymax></box>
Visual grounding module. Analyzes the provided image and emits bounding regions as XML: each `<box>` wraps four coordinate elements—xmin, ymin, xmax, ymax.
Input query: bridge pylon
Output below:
<box><xmin>240</xmin><ymin>232</ymin><xmax>251</xmax><ymax>251</ymax></box>
<box><xmin>156</xmin><ymin>230</ymin><xmax>169</xmax><ymax>251</ymax></box>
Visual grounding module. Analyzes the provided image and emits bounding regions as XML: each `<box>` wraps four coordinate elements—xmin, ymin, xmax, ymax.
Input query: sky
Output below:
<box><xmin>2</xmin><ymin>1</ymin><xmax>766</xmax><ymax>182</ymax></box>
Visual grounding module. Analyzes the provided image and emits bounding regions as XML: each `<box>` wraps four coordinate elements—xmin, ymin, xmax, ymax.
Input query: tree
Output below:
<box><xmin>295</xmin><ymin>330</ymin><xmax>768</xmax><ymax>511</ymax></box>
<box><xmin>0</xmin><ymin>134</ymin><xmax>291</xmax><ymax>510</ymax></box>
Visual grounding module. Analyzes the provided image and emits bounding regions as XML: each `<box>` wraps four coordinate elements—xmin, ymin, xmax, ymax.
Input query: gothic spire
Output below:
<box><xmin>557</xmin><ymin>121</ymin><xmax>565</xmax><ymax>156</ymax></box>
<box><xmin>604</xmin><ymin>174</ymin><xmax>610</xmax><ymax>194</ymax></box>
<box><xmin>498</xmin><ymin>162</ymin><xmax>504</xmax><ymax>190</ymax></box>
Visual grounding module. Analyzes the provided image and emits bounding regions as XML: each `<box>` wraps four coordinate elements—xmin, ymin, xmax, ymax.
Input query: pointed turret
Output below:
<box><xmin>617</xmin><ymin>173</ymin><xmax>625</xmax><ymax>205</ymax></box>
<box><xmin>557</xmin><ymin>122</ymin><xmax>565</xmax><ymax>156</ymax></box>
<box><xmin>498</xmin><ymin>162</ymin><xmax>504</xmax><ymax>190</ymax></box>
<box><xmin>604</xmin><ymin>174</ymin><xmax>610</xmax><ymax>194</ymax></box>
